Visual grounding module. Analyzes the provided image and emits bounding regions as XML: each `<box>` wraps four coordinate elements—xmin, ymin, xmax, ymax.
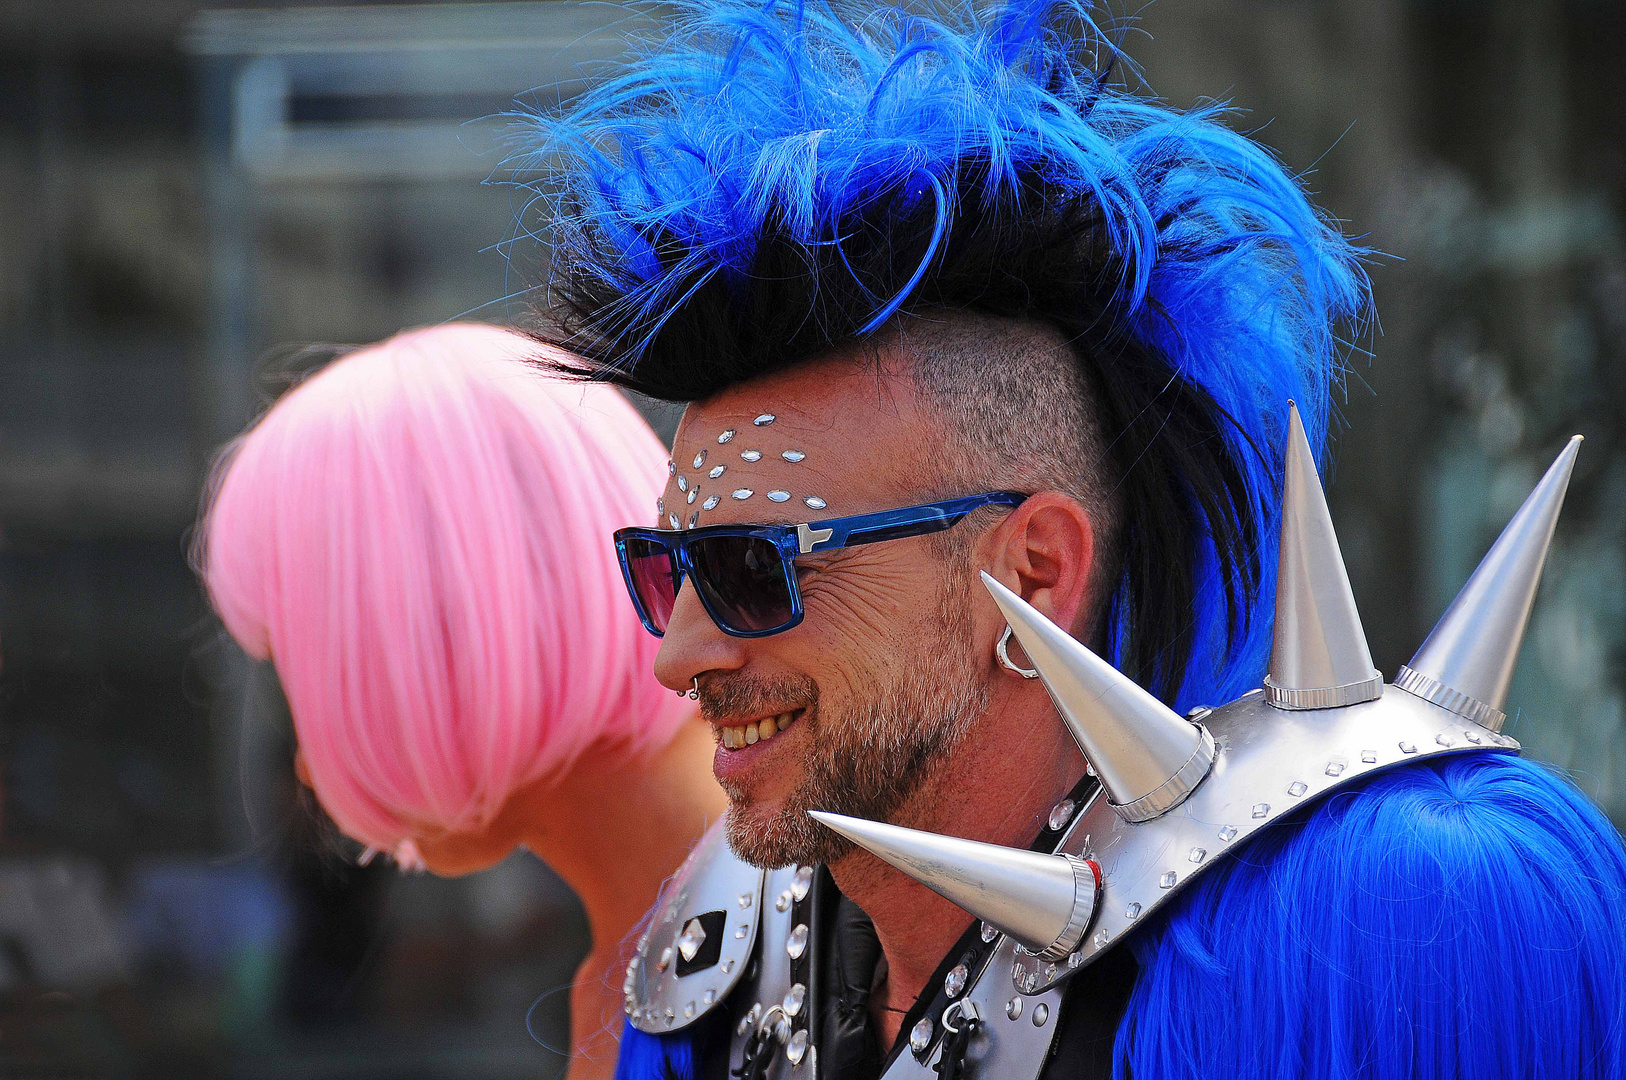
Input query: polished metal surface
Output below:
<box><xmin>810</xmin><ymin>811</ymin><xmax>1101</xmax><ymax>961</ymax></box>
<box><xmin>1265</xmin><ymin>403</ymin><xmax>1382</xmax><ymax>709</ymax></box>
<box><xmin>1005</xmin><ymin>686</ymin><xmax>1516</xmax><ymax>995</ymax></box>
<box><xmin>1393</xmin><ymin>664</ymin><xmax>1505</xmax><ymax>730</ymax></box>
<box><xmin>1399</xmin><ymin>435</ymin><xmax>1580</xmax><ymax>731</ymax></box>
<box><xmin>878</xmin><ymin>933</ymin><xmax>1065</xmax><ymax>1080</ymax></box>
<box><xmin>984</xmin><ymin>573</ymin><xmax>1214</xmax><ymax>820</ymax></box>
<box><xmin>725</xmin><ymin>862</ymin><xmax>805</xmax><ymax>1078</ymax></box>
<box><xmin>627</xmin><ymin>820</ymin><xmax>764</xmax><ymax>1033</ymax></box>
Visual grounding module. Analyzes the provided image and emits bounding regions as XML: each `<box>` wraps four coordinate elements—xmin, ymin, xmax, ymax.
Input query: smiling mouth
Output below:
<box><xmin>718</xmin><ymin>709</ymin><xmax>803</xmax><ymax>749</ymax></box>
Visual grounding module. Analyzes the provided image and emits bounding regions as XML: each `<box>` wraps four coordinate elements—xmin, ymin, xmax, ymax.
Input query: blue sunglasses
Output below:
<box><xmin>614</xmin><ymin>491</ymin><xmax>1027</xmax><ymax>638</ymax></box>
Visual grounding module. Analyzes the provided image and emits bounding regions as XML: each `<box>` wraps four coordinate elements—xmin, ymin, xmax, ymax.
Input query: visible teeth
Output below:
<box><xmin>721</xmin><ymin>712</ymin><xmax>798</xmax><ymax>750</ymax></box>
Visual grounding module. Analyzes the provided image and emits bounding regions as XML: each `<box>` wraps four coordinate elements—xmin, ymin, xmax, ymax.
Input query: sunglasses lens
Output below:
<box><xmin>689</xmin><ymin>534</ymin><xmax>796</xmax><ymax>634</ymax></box>
<box><xmin>622</xmin><ymin>537</ymin><xmax>680</xmax><ymax>634</ymax></box>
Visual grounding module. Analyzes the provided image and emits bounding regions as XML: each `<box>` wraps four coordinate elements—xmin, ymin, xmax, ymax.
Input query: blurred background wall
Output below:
<box><xmin>0</xmin><ymin>0</ymin><xmax>1621</xmax><ymax>1077</ymax></box>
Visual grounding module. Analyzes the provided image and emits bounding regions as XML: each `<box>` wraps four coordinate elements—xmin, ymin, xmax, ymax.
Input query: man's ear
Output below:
<box><xmin>981</xmin><ymin>493</ymin><xmax>1097</xmax><ymax>639</ymax></box>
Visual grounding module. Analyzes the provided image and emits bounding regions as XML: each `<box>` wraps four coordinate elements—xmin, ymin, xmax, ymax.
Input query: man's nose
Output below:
<box><xmin>653</xmin><ymin>579</ymin><xmax>748</xmax><ymax>692</ymax></box>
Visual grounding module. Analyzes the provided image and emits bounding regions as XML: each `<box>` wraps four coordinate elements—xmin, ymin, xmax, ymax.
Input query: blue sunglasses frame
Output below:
<box><xmin>613</xmin><ymin>491</ymin><xmax>1028</xmax><ymax>638</ymax></box>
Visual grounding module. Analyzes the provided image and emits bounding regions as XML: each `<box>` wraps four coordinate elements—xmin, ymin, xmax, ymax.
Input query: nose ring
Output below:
<box><xmin>688</xmin><ymin>677</ymin><xmax>701</xmax><ymax>701</ymax></box>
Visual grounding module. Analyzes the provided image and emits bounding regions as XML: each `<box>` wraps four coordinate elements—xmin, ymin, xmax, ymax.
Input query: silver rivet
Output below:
<box><xmin>1400</xmin><ymin>741</ymin><xmax>1418</xmax><ymax>754</ymax></box>
<box><xmin>718</xmin><ymin>430</ymin><xmax>735</xmax><ymax>443</ymax></box>
<box><xmin>791</xmin><ymin>865</ymin><xmax>814</xmax><ymax>901</ymax></box>
<box><xmin>710</xmin><ymin>464</ymin><xmax>726</xmax><ymax>478</ymax></box>
<box><xmin>786</xmin><ymin>1028</ymin><xmax>809</xmax><ymax>1066</ymax></box>
<box><xmin>787</xmin><ymin>923</ymin><xmax>809</xmax><ymax>959</ymax></box>
<box><xmin>747</xmin><ymin>1003</ymin><xmax>762</xmax><ymax>1025</ymax></box>
<box><xmin>1186</xmin><ymin>704</ymin><xmax>1213</xmax><ymax>721</ymax></box>
<box><xmin>775</xmin><ymin>889</ymin><xmax>792</xmax><ymax>913</ymax></box>
<box><xmin>1325</xmin><ymin>761</ymin><xmax>1345</xmax><ymax>777</ymax></box>
<box><xmin>668</xmin><ymin>514</ymin><xmax>680</xmax><ymax>529</ymax></box>
<box><xmin>737</xmin><ymin>1015</ymin><xmax>751</xmax><ymax>1036</ymax></box>
<box><xmin>1188</xmin><ymin>847</ymin><xmax>1207</xmax><ymax>863</ymax></box>
<box><xmin>944</xmin><ymin>964</ymin><xmax>968</xmax><ymax>998</ymax></box>
<box><xmin>981</xmin><ymin>921</ymin><xmax>999</xmax><ymax>943</ymax></box>
<box><xmin>738</xmin><ymin>892</ymin><xmax>753</xmax><ymax>909</ymax></box>
<box><xmin>1159</xmin><ymin>871</ymin><xmax>1177</xmax><ymax>889</ymax></box>
<box><xmin>1125</xmin><ymin>901</ymin><xmax>1142</xmax><ymax>920</ymax></box>
<box><xmin>1048</xmin><ymin>798</ymin><xmax>1076</xmax><ymax>831</ymax></box>
<box><xmin>1218</xmin><ymin>825</ymin><xmax>1238</xmax><ymax>841</ymax></box>
<box><xmin>1465</xmin><ymin>729</ymin><xmax>1483</xmax><ymax>744</ymax></box>
<box><xmin>741</xmin><ymin>449</ymin><xmax>763</xmax><ymax>462</ymax></box>
<box><xmin>767</xmin><ymin>490</ymin><xmax>790</xmax><ymax>503</ymax></box>
<box><xmin>1287</xmin><ymin>781</ymin><xmax>1308</xmax><ymax>797</ymax></box>
<box><xmin>1006</xmin><ymin>996</ymin><xmax>1022</xmax><ymax>1021</ymax></box>
<box><xmin>677</xmin><ymin>475</ymin><xmax>688</xmax><ymax>492</ymax></box>
<box><xmin>693</xmin><ymin>450</ymin><xmax>706</xmax><ymax>468</ymax></box>
<box><xmin>1031</xmin><ymin>1003</ymin><xmax>1049</xmax><ymax>1027</ymax></box>
<box><xmin>783</xmin><ymin>983</ymin><xmax>806</xmax><ymax>1017</ymax></box>
<box><xmin>909</xmin><ymin>1017</ymin><xmax>933</xmax><ymax>1053</ymax></box>
<box><xmin>803</xmin><ymin>495</ymin><xmax>827</xmax><ymax>510</ymax></box>
<box><xmin>754</xmin><ymin>414</ymin><xmax>776</xmax><ymax>426</ymax></box>
<box><xmin>781</xmin><ymin>449</ymin><xmax>805</xmax><ymax>462</ymax></box>
<box><xmin>732</xmin><ymin>489</ymin><xmax>754</xmax><ymax>500</ymax></box>
<box><xmin>703</xmin><ymin>495</ymin><xmax>721</xmax><ymax>510</ymax></box>
<box><xmin>1436</xmin><ymin>732</ymin><xmax>1455</xmax><ymax>747</ymax></box>
<box><xmin>1361</xmin><ymin>750</ymin><xmax>1378</xmax><ymax>763</ymax></box>
<box><xmin>735</xmin><ymin>925</ymin><xmax>747</xmax><ymax>940</ymax></box>
<box><xmin>1252</xmin><ymin>802</ymin><xmax>1270</xmax><ymax>818</ymax></box>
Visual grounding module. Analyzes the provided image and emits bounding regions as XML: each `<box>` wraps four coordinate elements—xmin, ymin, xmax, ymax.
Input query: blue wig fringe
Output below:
<box><xmin>517</xmin><ymin>0</ymin><xmax>1371</xmax><ymax>706</ymax></box>
<box><xmin>614</xmin><ymin>1019</ymin><xmax>698</xmax><ymax>1080</ymax></box>
<box><xmin>1117</xmin><ymin>753</ymin><xmax>1626</xmax><ymax>1079</ymax></box>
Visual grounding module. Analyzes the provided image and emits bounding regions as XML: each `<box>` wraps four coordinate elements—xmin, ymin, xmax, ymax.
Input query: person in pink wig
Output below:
<box><xmin>197</xmin><ymin>322</ymin><xmax>725</xmax><ymax>1080</ymax></box>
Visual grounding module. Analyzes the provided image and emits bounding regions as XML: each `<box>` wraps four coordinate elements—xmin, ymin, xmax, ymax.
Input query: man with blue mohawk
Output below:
<box><xmin>528</xmin><ymin>2</ymin><xmax>1626</xmax><ymax>1078</ymax></box>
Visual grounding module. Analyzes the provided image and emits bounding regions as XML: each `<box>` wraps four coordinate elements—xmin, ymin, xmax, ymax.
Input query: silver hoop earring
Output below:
<box><xmin>688</xmin><ymin>677</ymin><xmax>701</xmax><ymax>701</ymax></box>
<box><xmin>996</xmin><ymin>625</ymin><xmax>1040</xmax><ymax>679</ymax></box>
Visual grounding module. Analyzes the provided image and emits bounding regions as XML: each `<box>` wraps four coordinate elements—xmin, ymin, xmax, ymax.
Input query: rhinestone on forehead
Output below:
<box><xmin>668</xmin><ymin>514</ymin><xmax>680</xmax><ymax>529</ymax></box>
<box><xmin>732</xmin><ymin>489</ymin><xmax>754</xmax><ymax>500</ymax></box>
<box><xmin>689</xmin><ymin>511</ymin><xmax>699</xmax><ymax>528</ymax></box>
<box><xmin>656</xmin><ymin>498</ymin><xmax>664</xmax><ymax>515</ymax></box>
<box><xmin>693</xmin><ymin>450</ymin><xmax>707</xmax><ymax>468</ymax></box>
<box><xmin>781</xmin><ymin>449</ymin><xmax>805</xmax><ymax>463</ymax></box>
<box><xmin>703</xmin><ymin>495</ymin><xmax>721</xmax><ymax>510</ymax></box>
<box><xmin>709</xmin><ymin>464</ymin><xmax>726</xmax><ymax>479</ymax></box>
<box><xmin>676</xmin><ymin>475</ymin><xmax>688</xmax><ymax>493</ymax></box>
<box><xmin>753</xmin><ymin>414</ymin><xmax>775</xmax><ymax>426</ymax></box>
<box><xmin>767</xmin><ymin>490</ymin><xmax>790</xmax><ymax>503</ymax></box>
<box><xmin>687</xmin><ymin>488</ymin><xmax>697</xmax><ymax>504</ymax></box>
<box><xmin>740</xmin><ymin>450</ymin><xmax>762</xmax><ymax>462</ymax></box>
<box><xmin>668</xmin><ymin>460</ymin><xmax>676</xmax><ymax>475</ymax></box>
<box><xmin>804</xmin><ymin>496</ymin><xmax>827</xmax><ymax>510</ymax></box>
<box><xmin>718</xmin><ymin>430</ymin><xmax>735</xmax><ymax>443</ymax></box>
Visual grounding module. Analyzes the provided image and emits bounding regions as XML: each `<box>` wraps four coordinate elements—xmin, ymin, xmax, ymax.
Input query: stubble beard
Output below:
<box><xmin>721</xmin><ymin>563</ymin><xmax>989</xmax><ymax>869</ymax></box>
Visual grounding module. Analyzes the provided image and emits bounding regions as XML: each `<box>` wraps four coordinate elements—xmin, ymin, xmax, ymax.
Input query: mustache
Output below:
<box><xmin>700</xmin><ymin>672</ymin><xmax>820</xmax><ymax>722</ymax></box>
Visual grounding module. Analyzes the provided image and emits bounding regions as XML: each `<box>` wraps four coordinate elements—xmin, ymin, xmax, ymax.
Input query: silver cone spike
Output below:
<box><xmin>1396</xmin><ymin>435</ymin><xmax>1582</xmax><ymax>732</ymax></box>
<box><xmin>808</xmin><ymin>811</ymin><xmax>1099</xmax><ymax>962</ymax></box>
<box><xmin>1265</xmin><ymin>402</ymin><xmax>1384</xmax><ymax>710</ymax></box>
<box><xmin>982</xmin><ymin>572</ymin><xmax>1214</xmax><ymax>822</ymax></box>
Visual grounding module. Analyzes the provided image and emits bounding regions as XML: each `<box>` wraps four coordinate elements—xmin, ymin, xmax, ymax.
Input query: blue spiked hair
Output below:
<box><xmin>522</xmin><ymin>0</ymin><xmax>1369</xmax><ymax>704</ymax></box>
<box><xmin>1117</xmin><ymin>752</ymin><xmax>1626</xmax><ymax>1079</ymax></box>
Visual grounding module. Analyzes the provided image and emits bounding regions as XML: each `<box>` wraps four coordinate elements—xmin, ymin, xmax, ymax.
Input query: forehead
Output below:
<box><xmin>655</xmin><ymin>356</ymin><xmax>936</xmax><ymax>528</ymax></box>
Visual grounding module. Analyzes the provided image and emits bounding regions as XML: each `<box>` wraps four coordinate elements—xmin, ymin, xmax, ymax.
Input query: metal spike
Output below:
<box><xmin>1397</xmin><ymin>435</ymin><xmax>1581</xmax><ymax>732</ymax></box>
<box><xmin>808</xmin><ymin>811</ymin><xmax>1098</xmax><ymax>961</ymax></box>
<box><xmin>1265</xmin><ymin>402</ymin><xmax>1384</xmax><ymax>709</ymax></box>
<box><xmin>982</xmin><ymin>573</ymin><xmax>1214</xmax><ymax>821</ymax></box>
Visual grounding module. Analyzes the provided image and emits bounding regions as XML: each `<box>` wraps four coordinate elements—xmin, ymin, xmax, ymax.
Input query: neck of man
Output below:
<box><xmin>516</xmin><ymin>718</ymin><xmax>727</xmax><ymax>1080</ymax></box>
<box><xmin>827</xmin><ymin>696</ymin><xmax>1087</xmax><ymax>1050</ymax></box>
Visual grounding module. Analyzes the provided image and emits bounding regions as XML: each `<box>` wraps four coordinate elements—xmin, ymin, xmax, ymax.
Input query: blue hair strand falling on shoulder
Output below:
<box><xmin>516</xmin><ymin>0</ymin><xmax>1371</xmax><ymax>709</ymax></box>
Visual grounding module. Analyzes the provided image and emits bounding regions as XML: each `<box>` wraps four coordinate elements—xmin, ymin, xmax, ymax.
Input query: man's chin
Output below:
<box><xmin>722</xmin><ymin>799</ymin><xmax>846</xmax><ymax>869</ymax></box>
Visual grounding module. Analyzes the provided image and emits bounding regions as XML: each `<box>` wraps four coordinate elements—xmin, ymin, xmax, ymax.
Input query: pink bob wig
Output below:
<box><xmin>199</xmin><ymin>323</ymin><xmax>689</xmax><ymax>850</ymax></box>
